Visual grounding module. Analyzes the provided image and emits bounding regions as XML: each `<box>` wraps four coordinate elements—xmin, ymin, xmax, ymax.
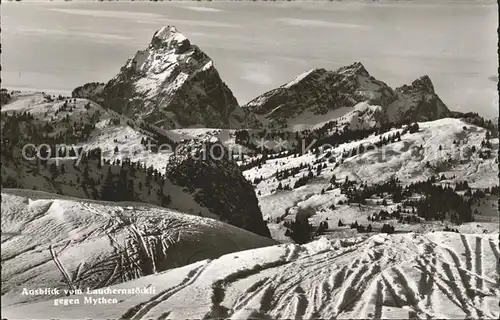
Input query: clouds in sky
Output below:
<box><xmin>5</xmin><ymin>27</ymin><xmax>132</xmax><ymax>43</ymax></box>
<box><xmin>50</xmin><ymin>8</ymin><xmax>165</xmax><ymax>20</ymax></box>
<box><xmin>239</xmin><ymin>63</ymin><xmax>274</xmax><ymax>86</ymax></box>
<box><xmin>276</xmin><ymin>18</ymin><xmax>367</xmax><ymax>29</ymax></box>
<box><xmin>153</xmin><ymin>19</ymin><xmax>240</xmax><ymax>29</ymax></box>
<box><xmin>178</xmin><ymin>6</ymin><xmax>223</xmax><ymax>13</ymax></box>
<box><xmin>50</xmin><ymin>8</ymin><xmax>235</xmax><ymax>29</ymax></box>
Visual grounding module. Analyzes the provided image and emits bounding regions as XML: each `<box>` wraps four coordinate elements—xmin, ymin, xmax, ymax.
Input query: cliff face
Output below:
<box><xmin>387</xmin><ymin>75</ymin><xmax>451</xmax><ymax>122</ymax></box>
<box><xmin>165</xmin><ymin>140</ymin><xmax>271</xmax><ymax>238</ymax></box>
<box><xmin>244</xmin><ymin>62</ymin><xmax>396</xmax><ymax>125</ymax></box>
<box><xmin>73</xmin><ymin>26</ymin><xmax>246</xmax><ymax>130</ymax></box>
<box><xmin>244</xmin><ymin>62</ymin><xmax>450</xmax><ymax>127</ymax></box>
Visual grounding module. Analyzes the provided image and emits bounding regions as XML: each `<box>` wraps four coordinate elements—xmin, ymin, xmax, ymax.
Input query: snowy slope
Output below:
<box><xmin>1</xmin><ymin>189</ymin><xmax>276</xmax><ymax>307</ymax></box>
<box><xmin>1</xmin><ymin>149</ymin><xmax>271</xmax><ymax>237</ymax></box>
<box><xmin>243</xmin><ymin>118</ymin><xmax>498</xmax><ymax>230</ymax></box>
<box><xmin>4</xmin><ymin>232</ymin><xmax>498</xmax><ymax>319</ymax></box>
<box><xmin>333</xmin><ymin>118</ymin><xmax>499</xmax><ymax>187</ymax></box>
<box><xmin>1</xmin><ymin>92</ymin><xmax>175</xmax><ymax>172</ymax></box>
<box><xmin>1</xmin><ymin>92</ymin><xmax>149</xmax><ymax>150</ymax></box>
<box><xmin>1</xmin><ymin>93</ymin><xmax>272</xmax><ymax>237</ymax></box>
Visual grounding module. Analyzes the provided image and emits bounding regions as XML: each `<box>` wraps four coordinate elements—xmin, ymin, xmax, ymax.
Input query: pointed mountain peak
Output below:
<box><xmin>410</xmin><ymin>75</ymin><xmax>435</xmax><ymax>93</ymax></box>
<box><xmin>73</xmin><ymin>25</ymin><xmax>244</xmax><ymax>130</ymax></box>
<box><xmin>336</xmin><ymin>61</ymin><xmax>370</xmax><ymax>77</ymax></box>
<box><xmin>150</xmin><ymin>25</ymin><xmax>191</xmax><ymax>51</ymax></box>
<box><xmin>397</xmin><ymin>75</ymin><xmax>436</xmax><ymax>95</ymax></box>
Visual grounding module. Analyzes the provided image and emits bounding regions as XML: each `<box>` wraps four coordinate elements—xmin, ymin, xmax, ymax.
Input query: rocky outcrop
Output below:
<box><xmin>165</xmin><ymin>140</ymin><xmax>271</xmax><ymax>238</ymax></box>
<box><xmin>71</xmin><ymin>82</ymin><xmax>106</xmax><ymax>101</ymax></box>
<box><xmin>244</xmin><ymin>62</ymin><xmax>397</xmax><ymax>126</ymax></box>
<box><xmin>245</xmin><ymin>62</ymin><xmax>450</xmax><ymax>127</ymax></box>
<box><xmin>387</xmin><ymin>75</ymin><xmax>450</xmax><ymax>122</ymax></box>
<box><xmin>73</xmin><ymin>26</ymin><xmax>246</xmax><ymax>130</ymax></box>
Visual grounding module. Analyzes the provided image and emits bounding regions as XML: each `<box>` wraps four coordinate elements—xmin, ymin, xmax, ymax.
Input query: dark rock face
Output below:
<box><xmin>244</xmin><ymin>62</ymin><xmax>397</xmax><ymax>125</ymax></box>
<box><xmin>73</xmin><ymin>26</ymin><xmax>246</xmax><ymax>130</ymax></box>
<box><xmin>399</xmin><ymin>75</ymin><xmax>436</xmax><ymax>94</ymax></box>
<box><xmin>391</xmin><ymin>75</ymin><xmax>450</xmax><ymax>122</ymax></box>
<box><xmin>245</xmin><ymin>62</ymin><xmax>450</xmax><ymax>126</ymax></box>
<box><xmin>72</xmin><ymin>82</ymin><xmax>106</xmax><ymax>101</ymax></box>
<box><xmin>165</xmin><ymin>141</ymin><xmax>271</xmax><ymax>238</ymax></box>
<box><xmin>0</xmin><ymin>89</ymin><xmax>12</xmax><ymax>106</ymax></box>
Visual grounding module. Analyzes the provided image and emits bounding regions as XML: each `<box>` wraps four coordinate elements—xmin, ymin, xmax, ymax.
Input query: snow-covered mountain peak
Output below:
<box><xmin>148</xmin><ymin>25</ymin><xmax>194</xmax><ymax>57</ymax></box>
<box><xmin>336</xmin><ymin>61</ymin><xmax>370</xmax><ymax>77</ymax></box>
<box><xmin>279</xmin><ymin>63</ymin><xmax>369</xmax><ymax>91</ymax></box>
<box><xmin>129</xmin><ymin>25</ymin><xmax>205</xmax><ymax>76</ymax></box>
<box><xmin>151</xmin><ymin>25</ymin><xmax>186</xmax><ymax>45</ymax></box>
<box><xmin>73</xmin><ymin>26</ymin><xmax>246</xmax><ymax>130</ymax></box>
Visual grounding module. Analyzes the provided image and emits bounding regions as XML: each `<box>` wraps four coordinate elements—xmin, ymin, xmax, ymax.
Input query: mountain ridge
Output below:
<box><xmin>72</xmin><ymin>26</ymin><xmax>452</xmax><ymax>132</ymax></box>
<box><xmin>245</xmin><ymin>61</ymin><xmax>451</xmax><ymax>129</ymax></box>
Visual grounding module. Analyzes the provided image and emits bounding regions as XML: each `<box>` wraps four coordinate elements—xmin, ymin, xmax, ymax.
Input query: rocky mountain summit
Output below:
<box><xmin>72</xmin><ymin>26</ymin><xmax>246</xmax><ymax>130</ymax></box>
<box><xmin>244</xmin><ymin>62</ymin><xmax>394</xmax><ymax>127</ymax></box>
<box><xmin>245</xmin><ymin>62</ymin><xmax>450</xmax><ymax>127</ymax></box>
<box><xmin>387</xmin><ymin>75</ymin><xmax>450</xmax><ymax>122</ymax></box>
<box><xmin>72</xmin><ymin>26</ymin><xmax>451</xmax><ymax>131</ymax></box>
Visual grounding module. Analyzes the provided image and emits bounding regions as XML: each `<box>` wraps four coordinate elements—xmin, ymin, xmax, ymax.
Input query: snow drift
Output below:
<box><xmin>3</xmin><ymin>230</ymin><xmax>498</xmax><ymax>319</ymax></box>
<box><xmin>1</xmin><ymin>189</ymin><xmax>276</xmax><ymax>307</ymax></box>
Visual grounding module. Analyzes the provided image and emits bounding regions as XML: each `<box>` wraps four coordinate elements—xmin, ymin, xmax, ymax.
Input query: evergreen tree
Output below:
<box><xmin>288</xmin><ymin>216</ymin><xmax>313</xmax><ymax>244</ymax></box>
<box><xmin>101</xmin><ymin>167</ymin><xmax>116</xmax><ymax>201</ymax></box>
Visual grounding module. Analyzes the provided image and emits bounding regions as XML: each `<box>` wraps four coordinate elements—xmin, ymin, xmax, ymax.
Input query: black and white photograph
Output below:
<box><xmin>1</xmin><ymin>0</ymin><xmax>499</xmax><ymax>319</ymax></box>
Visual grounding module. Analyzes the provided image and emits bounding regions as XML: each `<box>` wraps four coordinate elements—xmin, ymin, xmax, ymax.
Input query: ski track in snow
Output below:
<box><xmin>121</xmin><ymin>262</ymin><xmax>211</xmax><ymax>320</ymax></box>
<box><xmin>4</xmin><ymin>232</ymin><xmax>499</xmax><ymax>319</ymax></box>
<box><xmin>0</xmin><ymin>189</ymin><xmax>277</xmax><ymax>309</ymax></box>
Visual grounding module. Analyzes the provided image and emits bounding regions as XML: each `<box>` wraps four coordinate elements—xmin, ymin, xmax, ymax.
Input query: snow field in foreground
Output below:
<box><xmin>3</xmin><ymin>229</ymin><xmax>499</xmax><ymax>319</ymax></box>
